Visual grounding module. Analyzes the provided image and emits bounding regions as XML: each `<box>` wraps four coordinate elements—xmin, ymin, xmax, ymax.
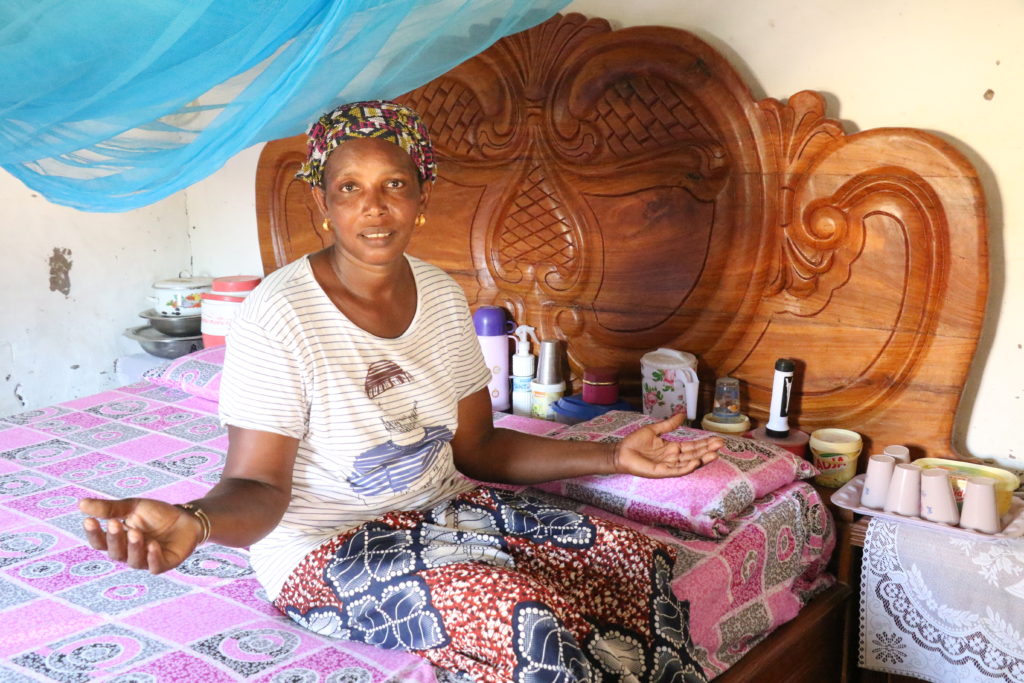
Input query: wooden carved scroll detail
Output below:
<box><xmin>727</xmin><ymin>121</ymin><xmax>985</xmax><ymax>456</ymax></box>
<box><xmin>398</xmin><ymin>14</ymin><xmax>740</xmax><ymax>372</ymax></box>
<box><xmin>748</xmin><ymin>170</ymin><xmax>948</xmax><ymax>421</ymax></box>
<box><xmin>735</xmin><ymin>89</ymin><xmax>966</xmax><ymax>439</ymax></box>
<box><xmin>759</xmin><ymin>91</ymin><xmax>849</xmax><ymax>307</ymax></box>
<box><xmin>256</xmin><ymin>146</ymin><xmax>331</xmax><ymax>272</ymax></box>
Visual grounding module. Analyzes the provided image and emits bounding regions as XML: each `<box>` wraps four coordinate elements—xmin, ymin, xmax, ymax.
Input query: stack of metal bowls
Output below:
<box><xmin>124</xmin><ymin>277</ymin><xmax>211</xmax><ymax>359</ymax></box>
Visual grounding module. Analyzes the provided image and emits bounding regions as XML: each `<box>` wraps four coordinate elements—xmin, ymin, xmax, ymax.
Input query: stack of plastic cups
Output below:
<box><xmin>201</xmin><ymin>275</ymin><xmax>262</xmax><ymax>348</ymax></box>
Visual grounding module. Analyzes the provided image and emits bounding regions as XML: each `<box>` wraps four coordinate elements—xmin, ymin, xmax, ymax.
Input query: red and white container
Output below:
<box><xmin>201</xmin><ymin>275</ymin><xmax>262</xmax><ymax>347</ymax></box>
<box><xmin>211</xmin><ymin>275</ymin><xmax>262</xmax><ymax>295</ymax></box>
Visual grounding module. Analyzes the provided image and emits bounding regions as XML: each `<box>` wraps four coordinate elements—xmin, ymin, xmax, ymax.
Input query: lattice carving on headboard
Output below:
<box><xmin>256</xmin><ymin>13</ymin><xmax>988</xmax><ymax>458</ymax></box>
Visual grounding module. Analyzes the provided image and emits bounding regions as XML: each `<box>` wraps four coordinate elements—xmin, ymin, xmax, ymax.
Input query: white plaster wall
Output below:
<box><xmin>0</xmin><ymin>171</ymin><xmax>191</xmax><ymax>416</ymax></box>
<box><xmin>185</xmin><ymin>144</ymin><xmax>266</xmax><ymax>279</ymax></box>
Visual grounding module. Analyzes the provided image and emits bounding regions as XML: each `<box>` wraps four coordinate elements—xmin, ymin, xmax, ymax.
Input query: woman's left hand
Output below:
<box><xmin>613</xmin><ymin>412</ymin><xmax>723</xmax><ymax>478</ymax></box>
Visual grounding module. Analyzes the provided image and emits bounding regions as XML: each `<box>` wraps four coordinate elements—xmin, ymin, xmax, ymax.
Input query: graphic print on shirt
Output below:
<box><xmin>350</xmin><ymin>359</ymin><xmax>453</xmax><ymax>496</ymax></box>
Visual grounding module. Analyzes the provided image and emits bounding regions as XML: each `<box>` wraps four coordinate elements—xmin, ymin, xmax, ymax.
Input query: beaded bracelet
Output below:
<box><xmin>175</xmin><ymin>502</ymin><xmax>211</xmax><ymax>545</ymax></box>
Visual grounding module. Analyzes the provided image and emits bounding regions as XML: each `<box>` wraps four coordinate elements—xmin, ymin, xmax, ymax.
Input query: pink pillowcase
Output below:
<box><xmin>143</xmin><ymin>346</ymin><xmax>225</xmax><ymax>402</ymax></box>
<box><xmin>532</xmin><ymin>411</ymin><xmax>816</xmax><ymax>538</ymax></box>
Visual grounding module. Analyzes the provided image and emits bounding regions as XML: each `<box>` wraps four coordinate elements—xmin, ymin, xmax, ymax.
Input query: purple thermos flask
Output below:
<box><xmin>473</xmin><ymin>306</ymin><xmax>511</xmax><ymax>411</ymax></box>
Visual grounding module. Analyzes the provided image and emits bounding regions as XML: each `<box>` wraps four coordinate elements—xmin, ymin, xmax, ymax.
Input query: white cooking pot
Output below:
<box><xmin>149</xmin><ymin>277</ymin><xmax>213</xmax><ymax>317</ymax></box>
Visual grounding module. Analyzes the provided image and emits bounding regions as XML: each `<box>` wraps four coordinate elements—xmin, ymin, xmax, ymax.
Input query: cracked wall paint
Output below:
<box><xmin>1</xmin><ymin>167</ymin><xmax>192</xmax><ymax>417</ymax></box>
<box><xmin>48</xmin><ymin>247</ymin><xmax>73</xmax><ymax>297</ymax></box>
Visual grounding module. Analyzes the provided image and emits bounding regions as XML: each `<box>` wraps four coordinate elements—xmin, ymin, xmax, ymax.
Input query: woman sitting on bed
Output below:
<box><xmin>79</xmin><ymin>100</ymin><xmax>723</xmax><ymax>683</ymax></box>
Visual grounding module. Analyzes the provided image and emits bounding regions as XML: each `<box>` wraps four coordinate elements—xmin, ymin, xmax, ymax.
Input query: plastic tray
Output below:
<box><xmin>830</xmin><ymin>474</ymin><xmax>1024</xmax><ymax>540</ymax></box>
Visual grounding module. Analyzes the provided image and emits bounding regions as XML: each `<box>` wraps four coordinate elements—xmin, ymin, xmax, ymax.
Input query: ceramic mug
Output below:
<box><xmin>959</xmin><ymin>476</ymin><xmax>1001</xmax><ymax>534</ymax></box>
<box><xmin>882</xmin><ymin>444</ymin><xmax>911</xmax><ymax>464</ymax></box>
<box><xmin>919</xmin><ymin>468</ymin><xmax>959</xmax><ymax>525</ymax></box>
<box><xmin>860</xmin><ymin>454</ymin><xmax>896</xmax><ymax>510</ymax></box>
<box><xmin>883</xmin><ymin>463</ymin><xmax>923</xmax><ymax>517</ymax></box>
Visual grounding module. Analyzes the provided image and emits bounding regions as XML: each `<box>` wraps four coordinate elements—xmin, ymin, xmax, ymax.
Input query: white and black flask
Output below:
<box><xmin>765</xmin><ymin>358</ymin><xmax>795</xmax><ymax>438</ymax></box>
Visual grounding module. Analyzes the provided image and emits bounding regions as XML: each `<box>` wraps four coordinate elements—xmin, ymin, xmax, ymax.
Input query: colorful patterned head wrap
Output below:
<box><xmin>296</xmin><ymin>100</ymin><xmax>436</xmax><ymax>187</ymax></box>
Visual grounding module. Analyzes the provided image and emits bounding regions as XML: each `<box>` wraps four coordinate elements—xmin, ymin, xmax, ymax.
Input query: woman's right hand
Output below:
<box><xmin>79</xmin><ymin>497</ymin><xmax>203</xmax><ymax>575</ymax></box>
<box><xmin>78</xmin><ymin>426</ymin><xmax>301</xmax><ymax>574</ymax></box>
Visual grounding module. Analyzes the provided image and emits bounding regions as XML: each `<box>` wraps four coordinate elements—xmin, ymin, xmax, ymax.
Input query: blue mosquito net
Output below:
<box><xmin>0</xmin><ymin>0</ymin><xmax>570</xmax><ymax>212</ymax></box>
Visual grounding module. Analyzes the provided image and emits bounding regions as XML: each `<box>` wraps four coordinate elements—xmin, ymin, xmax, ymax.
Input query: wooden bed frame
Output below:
<box><xmin>254</xmin><ymin>13</ymin><xmax>989</xmax><ymax>681</ymax></box>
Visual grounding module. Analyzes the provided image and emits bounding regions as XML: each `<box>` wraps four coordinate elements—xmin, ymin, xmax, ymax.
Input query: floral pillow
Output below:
<box><xmin>532</xmin><ymin>410</ymin><xmax>816</xmax><ymax>538</ymax></box>
<box><xmin>143</xmin><ymin>345</ymin><xmax>225</xmax><ymax>402</ymax></box>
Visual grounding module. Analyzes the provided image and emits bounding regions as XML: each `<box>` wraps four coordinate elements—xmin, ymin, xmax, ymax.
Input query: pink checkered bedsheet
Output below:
<box><xmin>0</xmin><ymin>383</ymin><xmax>834</xmax><ymax>681</ymax></box>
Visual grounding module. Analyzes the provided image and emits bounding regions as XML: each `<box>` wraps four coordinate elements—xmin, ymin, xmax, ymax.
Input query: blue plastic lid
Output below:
<box><xmin>551</xmin><ymin>394</ymin><xmax>634</xmax><ymax>422</ymax></box>
<box><xmin>473</xmin><ymin>305</ymin><xmax>508</xmax><ymax>336</ymax></box>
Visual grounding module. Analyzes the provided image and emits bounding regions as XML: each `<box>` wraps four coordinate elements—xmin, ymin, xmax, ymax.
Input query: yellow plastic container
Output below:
<box><xmin>809</xmin><ymin>428</ymin><xmax>863</xmax><ymax>488</ymax></box>
<box><xmin>915</xmin><ymin>458</ymin><xmax>1020</xmax><ymax>516</ymax></box>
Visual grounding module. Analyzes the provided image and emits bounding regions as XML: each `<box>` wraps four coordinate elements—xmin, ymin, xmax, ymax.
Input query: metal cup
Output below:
<box><xmin>536</xmin><ymin>339</ymin><xmax>562</xmax><ymax>385</ymax></box>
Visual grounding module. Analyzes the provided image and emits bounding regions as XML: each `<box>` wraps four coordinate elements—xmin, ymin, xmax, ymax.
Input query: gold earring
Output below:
<box><xmin>415</xmin><ymin>213</ymin><xmax>426</xmax><ymax>227</ymax></box>
<box><xmin>322</xmin><ymin>217</ymin><xmax>331</xmax><ymax>232</ymax></box>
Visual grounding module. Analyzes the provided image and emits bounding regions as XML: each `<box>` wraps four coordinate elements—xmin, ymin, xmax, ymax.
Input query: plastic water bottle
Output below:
<box><xmin>510</xmin><ymin>325</ymin><xmax>539</xmax><ymax>416</ymax></box>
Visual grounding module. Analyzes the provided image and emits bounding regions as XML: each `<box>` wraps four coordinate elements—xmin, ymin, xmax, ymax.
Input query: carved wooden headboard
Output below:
<box><xmin>255</xmin><ymin>13</ymin><xmax>989</xmax><ymax>460</ymax></box>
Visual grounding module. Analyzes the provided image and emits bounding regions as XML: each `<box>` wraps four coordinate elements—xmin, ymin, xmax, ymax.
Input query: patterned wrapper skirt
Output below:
<box><xmin>274</xmin><ymin>486</ymin><xmax>706</xmax><ymax>683</ymax></box>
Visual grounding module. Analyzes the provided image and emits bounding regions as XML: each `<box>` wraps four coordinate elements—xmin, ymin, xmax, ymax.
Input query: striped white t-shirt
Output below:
<box><xmin>218</xmin><ymin>254</ymin><xmax>491</xmax><ymax>600</ymax></box>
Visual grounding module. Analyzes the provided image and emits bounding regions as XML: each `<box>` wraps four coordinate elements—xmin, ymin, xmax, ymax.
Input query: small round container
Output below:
<box><xmin>809</xmin><ymin>428</ymin><xmax>863</xmax><ymax>488</ymax></box>
<box><xmin>701</xmin><ymin>412</ymin><xmax>751</xmax><ymax>434</ymax></box>
<box><xmin>530</xmin><ymin>379</ymin><xmax>564</xmax><ymax>421</ymax></box>
<box><xmin>582</xmin><ymin>367</ymin><xmax>619</xmax><ymax>405</ymax></box>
